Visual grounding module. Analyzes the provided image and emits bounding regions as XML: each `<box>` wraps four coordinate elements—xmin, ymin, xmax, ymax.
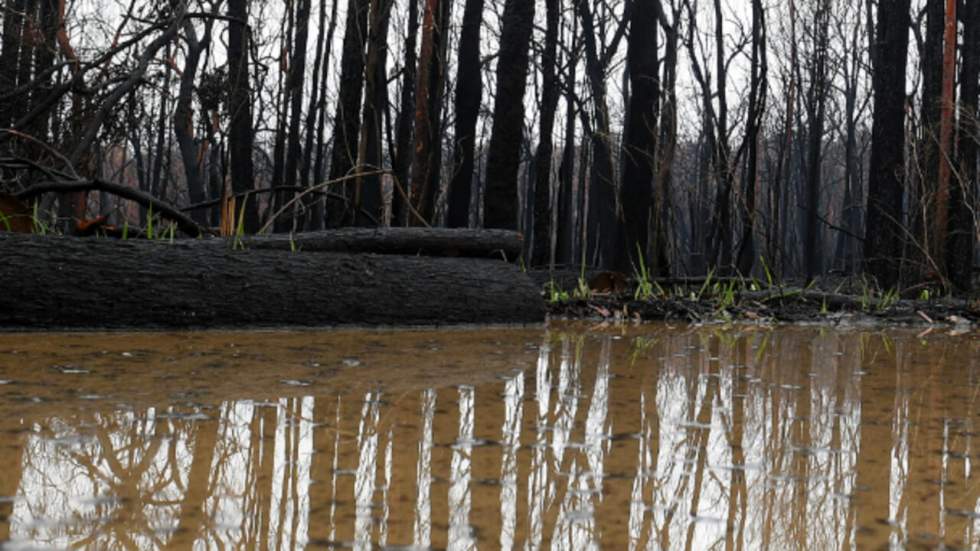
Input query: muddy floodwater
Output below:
<box><xmin>0</xmin><ymin>324</ymin><xmax>978</xmax><ymax>550</ymax></box>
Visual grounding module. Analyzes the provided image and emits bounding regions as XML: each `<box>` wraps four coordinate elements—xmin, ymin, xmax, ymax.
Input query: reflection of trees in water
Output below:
<box><xmin>4</xmin><ymin>331</ymin><xmax>980</xmax><ymax>549</ymax></box>
<box><xmin>354</xmin><ymin>392</ymin><xmax>380</xmax><ymax>550</ymax></box>
<box><xmin>6</xmin><ymin>398</ymin><xmax>319</xmax><ymax>550</ymax></box>
<box><xmin>10</xmin><ymin>409</ymin><xmax>195</xmax><ymax>548</ymax></box>
<box><xmin>499</xmin><ymin>369</ymin><xmax>524</xmax><ymax>550</ymax></box>
<box><xmin>448</xmin><ymin>386</ymin><xmax>475</xmax><ymax>550</ymax></box>
<box><xmin>414</xmin><ymin>388</ymin><xmax>436</xmax><ymax>548</ymax></box>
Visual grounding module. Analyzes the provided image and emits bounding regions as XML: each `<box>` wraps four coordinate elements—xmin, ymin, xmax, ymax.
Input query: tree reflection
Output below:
<box><xmin>1</xmin><ymin>328</ymin><xmax>978</xmax><ymax>549</ymax></box>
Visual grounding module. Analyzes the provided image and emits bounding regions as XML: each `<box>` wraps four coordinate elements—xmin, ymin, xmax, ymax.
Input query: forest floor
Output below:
<box><xmin>532</xmin><ymin>269</ymin><xmax>980</xmax><ymax>329</ymax></box>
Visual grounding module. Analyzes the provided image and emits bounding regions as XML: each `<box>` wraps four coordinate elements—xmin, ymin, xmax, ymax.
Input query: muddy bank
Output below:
<box><xmin>533</xmin><ymin>269</ymin><xmax>980</xmax><ymax>327</ymax></box>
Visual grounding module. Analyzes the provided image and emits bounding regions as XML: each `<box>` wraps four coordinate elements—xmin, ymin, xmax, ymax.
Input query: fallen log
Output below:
<box><xmin>0</xmin><ymin>234</ymin><xmax>544</xmax><ymax>329</ymax></box>
<box><xmin>224</xmin><ymin>227</ymin><xmax>523</xmax><ymax>259</ymax></box>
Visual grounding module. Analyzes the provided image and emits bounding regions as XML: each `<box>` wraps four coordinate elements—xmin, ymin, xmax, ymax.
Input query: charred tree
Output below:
<box><xmin>28</xmin><ymin>0</ymin><xmax>56</xmax><ymax>140</ymax></box>
<box><xmin>276</xmin><ymin>0</ymin><xmax>313</xmax><ymax>232</ymax></box>
<box><xmin>309</xmin><ymin>0</ymin><xmax>340</xmax><ymax>230</ymax></box>
<box><xmin>528</xmin><ymin>0</ymin><xmax>561</xmax><ymax>265</ymax></box>
<box><xmin>354</xmin><ymin>0</ymin><xmax>393</xmax><ymax>225</ymax></box>
<box><xmin>227</xmin><ymin>0</ymin><xmax>260</xmax><ymax>232</ymax></box>
<box><xmin>865</xmin><ymin>0</ymin><xmax>912</xmax><ymax>288</ymax></box>
<box><xmin>556</xmin><ymin>14</ymin><xmax>580</xmax><ymax>266</ymax></box>
<box><xmin>917</xmin><ymin>0</ymin><xmax>944</xmax><ymax>262</ymax></box>
<box><xmin>301</xmin><ymin>0</ymin><xmax>337</xmax><ymax>230</ymax></box>
<box><xmin>174</xmin><ymin>16</ymin><xmax>215</xmax><ymax>226</ymax></box>
<box><xmin>392</xmin><ymin>0</ymin><xmax>420</xmax><ymax>227</ymax></box>
<box><xmin>327</xmin><ymin>0</ymin><xmax>369</xmax><ymax>226</ymax></box>
<box><xmin>409</xmin><ymin>0</ymin><xmax>451</xmax><ymax>225</ymax></box>
<box><xmin>617</xmin><ymin>0</ymin><xmax>663</xmax><ymax>274</ymax></box>
<box><xmin>735</xmin><ymin>0</ymin><xmax>767</xmax><ymax>277</ymax></box>
<box><xmin>933</xmin><ymin>0</ymin><xmax>957</xmax><ymax>266</ymax></box>
<box><xmin>483</xmin><ymin>0</ymin><xmax>535</xmax><ymax>230</ymax></box>
<box><xmin>573</xmin><ymin>0</ymin><xmax>622</xmax><ymax>264</ymax></box>
<box><xmin>0</xmin><ymin>0</ymin><xmax>26</xmax><ymax>128</ymax></box>
<box><xmin>446</xmin><ymin>0</ymin><xmax>485</xmax><ymax>229</ymax></box>
<box><xmin>948</xmin><ymin>0</ymin><xmax>979</xmax><ymax>291</ymax></box>
<box><xmin>803</xmin><ymin>0</ymin><xmax>830</xmax><ymax>281</ymax></box>
<box><xmin>11</xmin><ymin>0</ymin><xmax>36</xmax><ymax>126</ymax></box>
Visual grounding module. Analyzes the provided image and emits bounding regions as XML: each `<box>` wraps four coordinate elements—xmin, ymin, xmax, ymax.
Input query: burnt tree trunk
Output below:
<box><xmin>948</xmin><ymin>0</ymin><xmax>980</xmax><ymax>291</ymax></box>
<box><xmin>804</xmin><ymin>0</ymin><xmax>830</xmax><ymax>281</ymax></box>
<box><xmin>301</xmin><ymin>0</ymin><xmax>334</xmax><ymax>230</ymax></box>
<box><xmin>528</xmin><ymin>0</ymin><xmax>560</xmax><ymax>266</ymax></box>
<box><xmin>0</xmin><ymin>0</ymin><xmax>25</xmax><ymax>127</ymax></box>
<box><xmin>309</xmin><ymin>0</ymin><xmax>340</xmax><ymax>230</ymax></box>
<box><xmin>392</xmin><ymin>0</ymin><xmax>420</xmax><ymax>227</ymax></box>
<box><xmin>227</xmin><ymin>0</ymin><xmax>260</xmax><ymax>231</ymax></box>
<box><xmin>174</xmin><ymin>17</ymin><xmax>213</xmax><ymax>226</ymax></box>
<box><xmin>0</xmin><ymin>234</ymin><xmax>544</xmax><ymax>329</ymax></box>
<box><xmin>575</xmin><ymin>0</ymin><xmax>619</xmax><ymax>266</ymax></box>
<box><xmin>446</xmin><ymin>0</ymin><xmax>486</xmax><ymax>229</ymax></box>
<box><xmin>617</xmin><ymin>0</ymin><xmax>661</xmax><ymax>274</ymax></box>
<box><xmin>735</xmin><ymin>0</ymin><xmax>767</xmax><ymax>277</ymax></box>
<box><xmin>276</xmin><ymin>0</ymin><xmax>313</xmax><ymax>233</ymax></box>
<box><xmin>353</xmin><ymin>0</ymin><xmax>392</xmax><ymax>226</ymax></box>
<box><xmin>917</xmin><ymin>0</ymin><xmax>944</xmax><ymax>261</ymax></box>
<box><xmin>556</xmin><ymin>67</ymin><xmax>578</xmax><ymax>266</ymax></box>
<box><xmin>409</xmin><ymin>0</ymin><xmax>451</xmax><ymax>225</ymax></box>
<box><xmin>483</xmin><ymin>0</ymin><xmax>535</xmax><ymax>230</ymax></box>
<box><xmin>327</xmin><ymin>0</ymin><xmax>369</xmax><ymax>226</ymax></box>
<box><xmin>28</xmin><ymin>0</ymin><xmax>56</xmax><ymax>140</ymax></box>
<box><xmin>865</xmin><ymin>0</ymin><xmax>912</xmax><ymax>288</ymax></box>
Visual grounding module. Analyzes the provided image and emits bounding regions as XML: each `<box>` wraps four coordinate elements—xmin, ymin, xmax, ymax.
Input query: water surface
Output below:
<box><xmin>0</xmin><ymin>323</ymin><xmax>977</xmax><ymax>549</ymax></box>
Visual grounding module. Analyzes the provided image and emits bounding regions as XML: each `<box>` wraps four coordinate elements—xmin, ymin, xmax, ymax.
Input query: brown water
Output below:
<box><xmin>0</xmin><ymin>324</ymin><xmax>977</xmax><ymax>550</ymax></box>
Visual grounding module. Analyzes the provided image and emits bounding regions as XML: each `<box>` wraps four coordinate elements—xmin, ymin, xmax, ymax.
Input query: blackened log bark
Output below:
<box><xmin>327</xmin><ymin>0</ymin><xmax>369</xmax><ymax>226</ymax></box>
<box><xmin>528</xmin><ymin>0</ymin><xmax>560</xmax><ymax>266</ymax></box>
<box><xmin>865</xmin><ymin>0</ymin><xmax>912</xmax><ymax>288</ymax></box>
<box><xmin>446</xmin><ymin>0</ymin><xmax>486</xmax><ymax>229</ymax></box>
<box><xmin>616</xmin><ymin>0</ymin><xmax>661</xmax><ymax>274</ymax></box>
<box><xmin>276</xmin><ymin>0</ymin><xmax>313</xmax><ymax>233</ymax></box>
<box><xmin>392</xmin><ymin>0</ymin><xmax>419</xmax><ymax>227</ymax></box>
<box><xmin>948</xmin><ymin>0</ymin><xmax>979</xmax><ymax>291</ymax></box>
<box><xmin>214</xmin><ymin>227</ymin><xmax>524</xmax><ymax>258</ymax></box>
<box><xmin>0</xmin><ymin>234</ymin><xmax>545</xmax><ymax>328</ymax></box>
<box><xmin>228</xmin><ymin>0</ymin><xmax>260</xmax><ymax>232</ymax></box>
<box><xmin>483</xmin><ymin>0</ymin><xmax>535</xmax><ymax>230</ymax></box>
